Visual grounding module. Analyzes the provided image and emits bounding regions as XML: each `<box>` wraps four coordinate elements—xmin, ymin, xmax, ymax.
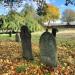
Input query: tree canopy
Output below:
<box><xmin>3</xmin><ymin>10</ymin><xmax>24</xmax><ymax>31</ymax></box>
<box><xmin>38</xmin><ymin>4</ymin><xmax>60</xmax><ymax>23</ymax></box>
<box><xmin>0</xmin><ymin>3</ymin><xmax>43</xmax><ymax>32</ymax></box>
<box><xmin>0</xmin><ymin>0</ymin><xmax>75</xmax><ymax>8</ymax></box>
<box><xmin>21</xmin><ymin>4</ymin><xmax>43</xmax><ymax>32</ymax></box>
<box><xmin>62</xmin><ymin>9</ymin><xmax>75</xmax><ymax>23</ymax></box>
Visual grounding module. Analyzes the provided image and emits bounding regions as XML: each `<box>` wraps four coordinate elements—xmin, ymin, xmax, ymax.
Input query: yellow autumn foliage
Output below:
<box><xmin>42</xmin><ymin>4</ymin><xmax>60</xmax><ymax>22</ymax></box>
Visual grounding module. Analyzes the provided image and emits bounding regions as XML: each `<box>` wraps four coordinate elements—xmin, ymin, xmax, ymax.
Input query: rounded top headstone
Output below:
<box><xmin>20</xmin><ymin>25</ymin><xmax>31</xmax><ymax>39</ymax></box>
<box><xmin>39</xmin><ymin>31</ymin><xmax>57</xmax><ymax>67</ymax></box>
<box><xmin>21</xmin><ymin>25</ymin><xmax>29</xmax><ymax>33</ymax></box>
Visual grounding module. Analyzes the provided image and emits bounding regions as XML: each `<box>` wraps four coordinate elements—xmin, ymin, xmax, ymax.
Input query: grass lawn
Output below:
<box><xmin>31</xmin><ymin>29</ymin><xmax>75</xmax><ymax>50</ymax></box>
<box><xmin>0</xmin><ymin>29</ymin><xmax>75</xmax><ymax>50</ymax></box>
<box><xmin>0</xmin><ymin>34</ymin><xmax>15</xmax><ymax>41</ymax></box>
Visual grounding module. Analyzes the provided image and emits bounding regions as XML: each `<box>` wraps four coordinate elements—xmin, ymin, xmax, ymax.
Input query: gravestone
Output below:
<box><xmin>39</xmin><ymin>31</ymin><xmax>57</xmax><ymax>67</ymax></box>
<box><xmin>15</xmin><ymin>32</ymin><xmax>21</xmax><ymax>42</ymax></box>
<box><xmin>52</xmin><ymin>27</ymin><xmax>58</xmax><ymax>37</ymax></box>
<box><xmin>20</xmin><ymin>25</ymin><xmax>33</xmax><ymax>60</ymax></box>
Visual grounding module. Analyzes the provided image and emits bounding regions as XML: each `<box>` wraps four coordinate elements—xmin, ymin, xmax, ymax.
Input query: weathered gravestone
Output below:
<box><xmin>52</xmin><ymin>27</ymin><xmax>58</xmax><ymax>37</ymax></box>
<box><xmin>39</xmin><ymin>31</ymin><xmax>57</xmax><ymax>67</ymax></box>
<box><xmin>15</xmin><ymin>32</ymin><xmax>21</xmax><ymax>42</ymax></box>
<box><xmin>20</xmin><ymin>25</ymin><xmax>33</xmax><ymax>60</ymax></box>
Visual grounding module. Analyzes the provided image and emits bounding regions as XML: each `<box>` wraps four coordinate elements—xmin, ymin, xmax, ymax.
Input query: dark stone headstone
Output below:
<box><xmin>20</xmin><ymin>25</ymin><xmax>33</xmax><ymax>60</ymax></box>
<box><xmin>39</xmin><ymin>31</ymin><xmax>57</xmax><ymax>67</ymax></box>
<box><xmin>52</xmin><ymin>27</ymin><xmax>58</xmax><ymax>37</ymax></box>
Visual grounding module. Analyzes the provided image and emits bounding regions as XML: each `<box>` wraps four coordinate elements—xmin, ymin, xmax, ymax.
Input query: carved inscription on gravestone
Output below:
<box><xmin>20</xmin><ymin>25</ymin><xmax>33</xmax><ymax>60</ymax></box>
<box><xmin>39</xmin><ymin>31</ymin><xmax>57</xmax><ymax>67</ymax></box>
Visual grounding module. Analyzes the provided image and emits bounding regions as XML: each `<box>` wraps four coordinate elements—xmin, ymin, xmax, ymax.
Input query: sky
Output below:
<box><xmin>46</xmin><ymin>0</ymin><xmax>75</xmax><ymax>13</ymax></box>
<box><xmin>0</xmin><ymin>0</ymin><xmax>75</xmax><ymax>15</ymax></box>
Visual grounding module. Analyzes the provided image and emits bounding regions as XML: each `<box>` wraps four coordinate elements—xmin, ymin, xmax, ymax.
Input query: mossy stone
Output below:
<box><xmin>39</xmin><ymin>31</ymin><xmax>57</xmax><ymax>67</ymax></box>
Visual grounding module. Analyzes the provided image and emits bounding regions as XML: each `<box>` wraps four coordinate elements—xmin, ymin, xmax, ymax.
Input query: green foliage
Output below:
<box><xmin>44</xmin><ymin>72</ymin><xmax>51</xmax><ymax>75</ymax></box>
<box><xmin>21</xmin><ymin>3</ymin><xmax>44</xmax><ymax>32</ymax></box>
<box><xmin>1</xmin><ymin>3</ymin><xmax>43</xmax><ymax>32</ymax></box>
<box><xmin>24</xmin><ymin>16</ymin><xmax>43</xmax><ymax>32</ymax></box>
<box><xmin>16</xmin><ymin>64</ymin><xmax>27</xmax><ymax>73</ymax></box>
<box><xmin>37</xmin><ymin>3</ymin><xmax>47</xmax><ymax>16</ymax></box>
<box><xmin>4</xmin><ymin>11</ymin><xmax>24</xmax><ymax>31</ymax></box>
<box><xmin>0</xmin><ymin>34</ymin><xmax>15</xmax><ymax>41</ymax></box>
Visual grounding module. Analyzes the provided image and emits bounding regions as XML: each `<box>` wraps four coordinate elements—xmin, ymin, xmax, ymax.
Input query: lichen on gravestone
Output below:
<box><xmin>15</xmin><ymin>32</ymin><xmax>21</xmax><ymax>42</ymax></box>
<box><xmin>39</xmin><ymin>31</ymin><xmax>57</xmax><ymax>67</ymax></box>
<box><xmin>20</xmin><ymin>25</ymin><xmax>33</xmax><ymax>60</ymax></box>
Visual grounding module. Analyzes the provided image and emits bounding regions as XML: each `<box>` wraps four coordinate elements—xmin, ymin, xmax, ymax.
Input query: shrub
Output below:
<box><xmin>16</xmin><ymin>64</ymin><xmax>27</xmax><ymax>73</ymax></box>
